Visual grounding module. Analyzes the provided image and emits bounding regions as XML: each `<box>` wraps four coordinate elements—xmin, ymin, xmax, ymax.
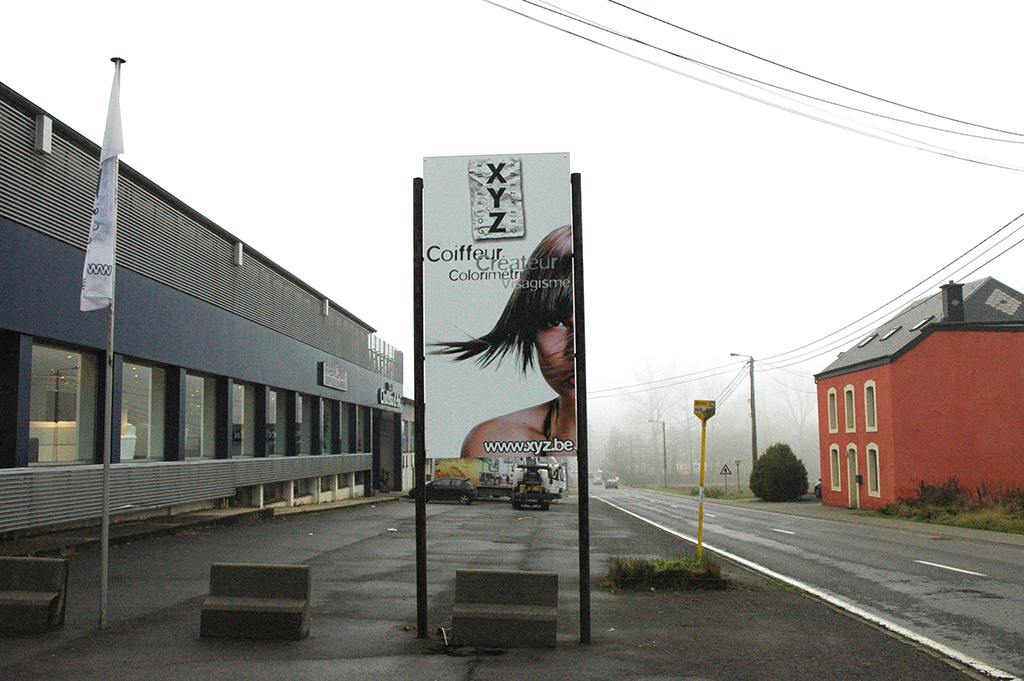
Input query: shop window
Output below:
<box><xmin>185</xmin><ymin>373</ymin><xmax>216</xmax><ymax>459</ymax></box>
<box><xmin>867</xmin><ymin>445</ymin><xmax>881</xmax><ymax>497</ymax></box>
<box><xmin>844</xmin><ymin>385</ymin><xmax>856</xmax><ymax>432</ymax></box>
<box><xmin>402</xmin><ymin>419</ymin><xmax>415</xmax><ymax>452</ymax></box>
<box><xmin>298</xmin><ymin>394</ymin><xmax>313</xmax><ymax>455</ymax></box>
<box><xmin>120</xmin><ymin>361</ymin><xmax>165</xmax><ymax>461</ymax></box>
<box><xmin>268</xmin><ymin>390</ymin><xmax>289</xmax><ymax>455</ymax></box>
<box><xmin>864</xmin><ymin>382</ymin><xmax>877</xmax><ymax>432</ymax></box>
<box><xmin>29</xmin><ymin>344</ymin><xmax>99</xmax><ymax>464</ymax></box>
<box><xmin>829</xmin><ymin>445</ymin><xmax>841</xmax><ymax>491</ymax></box>
<box><xmin>356</xmin><ymin>405</ymin><xmax>371</xmax><ymax>453</ymax></box>
<box><xmin>341</xmin><ymin>402</ymin><xmax>354</xmax><ymax>453</ymax></box>
<box><xmin>232</xmin><ymin>382</ymin><xmax>255</xmax><ymax>457</ymax></box>
<box><xmin>323</xmin><ymin>399</ymin><xmax>339</xmax><ymax>454</ymax></box>
<box><xmin>827</xmin><ymin>389</ymin><xmax>838</xmax><ymax>433</ymax></box>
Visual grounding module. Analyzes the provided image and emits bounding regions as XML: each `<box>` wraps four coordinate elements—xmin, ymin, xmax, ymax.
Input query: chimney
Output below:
<box><xmin>941</xmin><ymin>280</ymin><xmax>965</xmax><ymax>322</ymax></box>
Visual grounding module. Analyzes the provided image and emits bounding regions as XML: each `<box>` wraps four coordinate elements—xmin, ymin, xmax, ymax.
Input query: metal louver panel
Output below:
<box><xmin>0</xmin><ymin>93</ymin><xmax>401</xmax><ymax>382</ymax></box>
<box><xmin>0</xmin><ymin>454</ymin><xmax>372</xmax><ymax>534</ymax></box>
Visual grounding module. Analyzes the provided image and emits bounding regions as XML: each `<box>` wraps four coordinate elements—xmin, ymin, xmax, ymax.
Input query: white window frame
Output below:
<box><xmin>866</xmin><ymin>444</ymin><xmax>881</xmax><ymax>497</ymax></box>
<box><xmin>864</xmin><ymin>381</ymin><xmax>877</xmax><ymax>432</ymax></box>
<box><xmin>827</xmin><ymin>388</ymin><xmax>838</xmax><ymax>434</ymax></box>
<box><xmin>844</xmin><ymin>384</ymin><xmax>856</xmax><ymax>433</ymax></box>
<box><xmin>829</xmin><ymin>444</ymin><xmax>842</xmax><ymax>491</ymax></box>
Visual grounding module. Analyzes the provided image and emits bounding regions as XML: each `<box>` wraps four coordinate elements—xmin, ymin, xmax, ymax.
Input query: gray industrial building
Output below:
<box><xmin>0</xmin><ymin>82</ymin><xmax>404</xmax><ymax>534</ymax></box>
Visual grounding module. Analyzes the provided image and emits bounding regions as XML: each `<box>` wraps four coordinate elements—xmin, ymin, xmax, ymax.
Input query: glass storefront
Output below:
<box><xmin>232</xmin><ymin>382</ymin><xmax>255</xmax><ymax>457</ymax></box>
<box><xmin>185</xmin><ymin>373</ymin><xmax>217</xmax><ymax>459</ymax></box>
<box><xmin>120</xmin><ymin>360</ymin><xmax>166</xmax><ymax>461</ymax></box>
<box><xmin>298</xmin><ymin>394</ymin><xmax>313</xmax><ymax>455</ymax></box>
<box><xmin>323</xmin><ymin>399</ymin><xmax>338</xmax><ymax>454</ymax></box>
<box><xmin>28</xmin><ymin>344</ymin><xmax>99</xmax><ymax>464</ymax></box>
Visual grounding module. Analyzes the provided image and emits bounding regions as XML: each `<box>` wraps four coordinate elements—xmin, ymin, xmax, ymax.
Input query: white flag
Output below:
<box><xmin>81</xmin><ymin>59</ymin><xmax>125</xmax><ymax>312</ymax></box>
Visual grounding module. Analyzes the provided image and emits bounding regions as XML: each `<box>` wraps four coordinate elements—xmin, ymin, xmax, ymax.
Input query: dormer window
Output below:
<box><xmin>910</xmin><ymin>316</ymin><xmax>934</xmax><ymax>332</ymax></box>
<box><xmin>880</xmin><ymin>326</ymin><xmax>902</xmax><ymax>341</ymax></box>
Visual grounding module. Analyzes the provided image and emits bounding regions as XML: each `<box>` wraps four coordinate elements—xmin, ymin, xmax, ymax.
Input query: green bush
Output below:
<box><xmin>749</xmin><ymin>442</ymin><xmax>808</xmax><ymax>502</ymax></box>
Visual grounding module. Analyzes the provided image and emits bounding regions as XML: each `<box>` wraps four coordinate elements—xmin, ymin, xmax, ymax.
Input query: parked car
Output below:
<box><xmin>814</xmin><ymin>478</ymin><xmax>822</xmax><ymax>498</ymax></box>
<box><xmin>604</xmin><ymin>477</ymin><xmax>619</xmax><ymax>489</ymax></box>
<box><xmin>409</xmin><ymin>477</ymin><xmax>478</xmax><ymax>504</ymax></box>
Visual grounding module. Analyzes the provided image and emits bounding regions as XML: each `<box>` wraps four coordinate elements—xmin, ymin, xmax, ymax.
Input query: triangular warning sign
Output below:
<box><xmin>720</xmin><ymin>464</ymin><xmax>732</xmax><ymax>475</ymax></box>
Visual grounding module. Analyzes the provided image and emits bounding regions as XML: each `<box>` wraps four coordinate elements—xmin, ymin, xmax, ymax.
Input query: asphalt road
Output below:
<box><xmin>594</xmin><ymin>486</ymin><xmax>1024</xmax><ymax>678</ymax></box>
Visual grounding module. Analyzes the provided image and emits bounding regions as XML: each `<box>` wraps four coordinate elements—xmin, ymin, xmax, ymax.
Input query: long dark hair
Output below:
<box><xmin>432</xmin><ymin>224</ymin><xmax>573</xmax><ymax>374</ymax></box>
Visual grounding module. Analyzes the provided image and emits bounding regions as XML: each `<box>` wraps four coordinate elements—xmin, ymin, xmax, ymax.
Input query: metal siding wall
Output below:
<box><xmin>0</xmin><ymin>94</ymin><xmax>402</xmax><ymax>383</ymax></box>
<box><xmin>0</xmin><ymin>454</ymin><xmax>373</xmax><ymax>533</ymax></box>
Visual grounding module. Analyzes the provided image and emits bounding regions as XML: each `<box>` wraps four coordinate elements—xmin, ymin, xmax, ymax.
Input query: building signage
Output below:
<box><xmin>378</xmin><ymin>382</ymin><xmax>402</xmax><ymax>409</ymax></box>
<box><xmin>319</xmin><ymin>362</ymin><xmax>348</xmax><ymax>391</ymax></box>
<box><xmin>423</xmin><ymin>153</ymin><xmax>575</xmax><ymax>460</ymax></box>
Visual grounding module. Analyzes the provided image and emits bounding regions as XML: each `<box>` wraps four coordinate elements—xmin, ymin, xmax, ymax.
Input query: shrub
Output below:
<box><xmin>749</xmin><ymin>442</ymin><xmax>808</xmax><ymax>502</ymax></box>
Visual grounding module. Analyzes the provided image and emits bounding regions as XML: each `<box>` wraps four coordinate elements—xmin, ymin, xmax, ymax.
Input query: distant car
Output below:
<box><xmin>814</xmin><ymin>478</ymin><xmax>822</xmax><ymax>498</ymax></box>
<box><xmin>593</xmin><ymin>478</ymin><xmax>603</xmax><ymax>486</ymax></box>
<box><xmin>409</xmin><ymin>477</ymin><xmax>477</xmax><ymax>504</ymax></box>
<box><xmin>604</xmin><ymin>478</ymin><xmax>619</xmax><ymax>489</ymax></box>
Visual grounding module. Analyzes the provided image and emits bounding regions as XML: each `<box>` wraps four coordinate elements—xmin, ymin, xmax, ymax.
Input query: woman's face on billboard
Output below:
<box><xmin>536</xmin><ymin>314</ymin><xmax>574</xmax><ymax>402</ymax></box>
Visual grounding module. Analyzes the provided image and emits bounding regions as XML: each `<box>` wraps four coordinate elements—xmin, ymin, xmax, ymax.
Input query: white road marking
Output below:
<box><xmin>771</xmin><ymin>528</ymin><xmax>796</xmax><ymax>535</ymax></box>
<box><xmin>915</xmin><ymin>560</ymin><xmax>987</xmax><ymax>577</ymax></box>
<box><xmin>595</xmin><ymin>496</ymin><xmax>1018</xmax><ymax>681</ymax></box>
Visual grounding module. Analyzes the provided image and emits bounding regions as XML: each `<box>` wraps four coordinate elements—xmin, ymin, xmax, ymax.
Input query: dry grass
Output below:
<box><xmin>605</xmin><ymin>555</ymin><xmax>726</xmax><ymax>591</ymax></box>
<box><xmin>878</xmin><ymin>479</ymin><xmax>1024</xmax><ymax>534</ymax></box>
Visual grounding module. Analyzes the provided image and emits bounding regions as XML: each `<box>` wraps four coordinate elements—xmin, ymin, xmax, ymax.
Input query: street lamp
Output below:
<box><xmin>730</xmin><ymin>353</ymin><xmax>758</xmax><ymax>468</ymax></box>
<box><xmin>648</xmin><ymin>420</ymin><xmax>667</xmax><ymax>488</ymax></box>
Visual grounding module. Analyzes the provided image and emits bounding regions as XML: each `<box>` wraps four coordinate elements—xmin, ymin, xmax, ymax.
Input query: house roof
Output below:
<box><xmin>815</xmin><ymin>277</ymin><xmax>1024</xmax><ymax>380</ymax></box>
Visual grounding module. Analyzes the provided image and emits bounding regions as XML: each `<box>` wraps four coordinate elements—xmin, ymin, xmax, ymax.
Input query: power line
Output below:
<box><xmin>539</xmin><ymin>0</ymin><xmax>1024</xmax><ymax>147</ymax></box>
<box><xmin>493</xmin><ymin>1</ymin><xmax>1024</xmax><ymax>171</ymax></box>
<box><xmin>608</xmin><ymin>0</ymin><xmax>1024</xmax><ymax>140</ymax></box>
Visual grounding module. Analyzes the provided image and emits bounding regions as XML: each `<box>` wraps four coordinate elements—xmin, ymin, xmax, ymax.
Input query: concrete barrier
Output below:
<box><xmin>199</xmin><ymin>563</ymin><xmax>310</xmax><ymax>640</ymax></box>
<box><xmin>0</xmin><ymin>556</ymin><xmax>69</xmax><ymax>635</ymax></box>
<box><xmin>451</xmin><ymin>569</ymin><xmax>557</xmax><ymax>648</ymax></box>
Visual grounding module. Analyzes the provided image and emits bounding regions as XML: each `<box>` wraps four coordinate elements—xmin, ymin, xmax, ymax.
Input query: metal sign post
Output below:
<box><xmin>693</xmin><ymin>400</ymin><xmax>716</xmax><ymax>559</ymax></box>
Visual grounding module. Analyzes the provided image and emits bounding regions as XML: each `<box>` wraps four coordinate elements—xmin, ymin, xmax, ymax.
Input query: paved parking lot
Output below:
<box><xmin>0</xmin><ymin>494</ymin><xmax>981</xmax><ymax>680</ymax></box>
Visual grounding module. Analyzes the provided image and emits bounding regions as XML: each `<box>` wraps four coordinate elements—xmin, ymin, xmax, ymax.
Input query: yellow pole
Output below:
<box><xmin>697</xmin><ymin>416</ymin><xmax>708</xmax><ymax>559</ymax></box>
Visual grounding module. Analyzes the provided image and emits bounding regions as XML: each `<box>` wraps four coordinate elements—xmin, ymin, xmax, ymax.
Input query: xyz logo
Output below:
<box><xmin>469</xmin><ymin>157</ymin><xmax>524</xmax><ymax>240</ymax></box>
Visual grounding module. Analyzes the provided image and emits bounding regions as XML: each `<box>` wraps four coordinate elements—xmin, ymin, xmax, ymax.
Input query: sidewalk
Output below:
<box><xmin>0</xmin><ymin>492</ymin><xmax>408</xmax><ymax>558</ymax></box>
<box><xmin>0</xmin><ymin>492</ymin><xmax>991</xmax><ymax>681</ymax></box>
<box><xmin>711</xmin><ymin>493</ymin><xmax>1024</xmax><ymax>548</ymax></box>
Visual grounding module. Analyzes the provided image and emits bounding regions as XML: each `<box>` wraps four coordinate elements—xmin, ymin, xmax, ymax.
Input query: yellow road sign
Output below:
<box><xmin>694</xmin><ymin>399</ymin><xmax>716</xmax><ymax>421</ymax></box>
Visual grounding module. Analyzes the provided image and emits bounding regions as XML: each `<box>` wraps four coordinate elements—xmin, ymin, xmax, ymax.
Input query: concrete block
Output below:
<box><xmin>0</xmin><ymin>557</ymin><xmax>69</xmax><ymax>635</ymax></box>
<box><xmin>451</xmin><ymin>569</ymin><xmax>557</xmax><ymax>648</ymax></box>
<box><xmin>200</xmin><ymin>563</ymin><xmax>310</xmax><ymax>640</ymax></box>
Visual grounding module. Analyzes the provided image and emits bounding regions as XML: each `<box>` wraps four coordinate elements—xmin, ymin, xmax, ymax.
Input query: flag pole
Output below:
<box><xmin>96</xmin><ymin>56</ymin><xmax>125</xmax><ymax>631</ymax></box>
<box><xmin>100</xmin><ymin>293</ymin><xmax>114</xmax><ymax>629</ymax></box>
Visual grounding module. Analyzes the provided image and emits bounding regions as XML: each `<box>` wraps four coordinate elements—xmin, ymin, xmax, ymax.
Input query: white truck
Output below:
<box><xmin>434</xmin><ymin>456</ymin><xmax>565</xmax><ymax>500</ymax></box>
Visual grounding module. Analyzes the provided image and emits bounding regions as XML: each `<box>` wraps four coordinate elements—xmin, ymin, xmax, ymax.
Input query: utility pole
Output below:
<box><xmin>648</xmin><ymin>420</ymin><xmax>667</xmax><ymax>488</ymax></box>
<box><xmin>730</xmin><ymin>353</ymin><xmax>758</xmax><ymax>467</ymax></box>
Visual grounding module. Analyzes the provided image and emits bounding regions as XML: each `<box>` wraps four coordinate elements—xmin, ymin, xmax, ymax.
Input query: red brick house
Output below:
<box><xmin>814</xmin><ymin>278</ymin><xmax>1024</xmax><ymax>509</ymax></box>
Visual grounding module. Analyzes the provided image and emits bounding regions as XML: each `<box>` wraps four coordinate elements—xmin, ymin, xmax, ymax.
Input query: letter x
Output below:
<box><xmin>486</xmin><ymin>163</ymin><xmax>506</xmax><ymax>184</ymax></box>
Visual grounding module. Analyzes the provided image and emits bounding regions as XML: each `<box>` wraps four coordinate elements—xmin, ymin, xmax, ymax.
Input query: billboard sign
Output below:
<box><xmin>422</xmin><ymin>153</ymin><xmax>575</xmax><ymax>459</ymax></box>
